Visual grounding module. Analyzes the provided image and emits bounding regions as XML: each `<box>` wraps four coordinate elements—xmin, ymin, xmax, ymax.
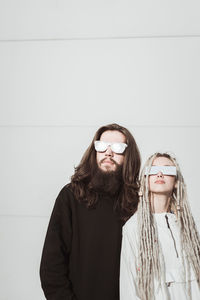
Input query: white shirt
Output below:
<box><xmin>120</xmin><ymin>212</ymin><xmax>199</xmax><ymax>300</ymax></box>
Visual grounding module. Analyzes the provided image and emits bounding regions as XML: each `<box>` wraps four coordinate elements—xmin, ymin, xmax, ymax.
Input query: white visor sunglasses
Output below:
<box><xmin>94</xmin><ymin>140</ymin><xmax>128</xmax><ymax>154</ymax></box>
<box><xmin>145</xmin><ymin>166</ymin><xmax>177</xmax><ymax>176</ymax></box>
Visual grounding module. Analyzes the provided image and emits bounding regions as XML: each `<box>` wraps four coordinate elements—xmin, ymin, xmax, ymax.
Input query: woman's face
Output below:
<box><xmin>148</xmin><ymin>156</ymin><xmax>176</xmax><ymax>196</ymax></box>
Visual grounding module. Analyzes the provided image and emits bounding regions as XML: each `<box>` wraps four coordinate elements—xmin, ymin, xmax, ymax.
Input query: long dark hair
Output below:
<box><xmin>70</xmin><ymin>123</ymin><xmax>141</xmax><ymax>221</ymax></box>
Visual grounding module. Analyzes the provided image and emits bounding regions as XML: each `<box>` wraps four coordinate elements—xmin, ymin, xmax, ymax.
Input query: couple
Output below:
<box><xmin>40</xmin><ymin>123</ymin><xmax>200</xmax><ymax>300</ymax></box>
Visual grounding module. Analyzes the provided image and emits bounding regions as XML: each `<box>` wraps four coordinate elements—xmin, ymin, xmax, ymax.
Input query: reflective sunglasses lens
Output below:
<box><xmin>111</xmin><ymin>143</ymin><xmax>126</xmax><ymax>154</ymax></box>
<box><xmin>145</xmin><ymin>166</ymin><xmax>177</xmax><ymax>176</ymax></box>
<box><xmin>94</xmin><ymin>141</ymin><xmax>107</xmax><ymax>152</ymax></box>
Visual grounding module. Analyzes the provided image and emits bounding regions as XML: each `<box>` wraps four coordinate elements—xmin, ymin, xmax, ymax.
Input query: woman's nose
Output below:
<box><xmin>157</xmin><ymin>171</ymin><xmax>164</xmax><ymax>177</ymax></box>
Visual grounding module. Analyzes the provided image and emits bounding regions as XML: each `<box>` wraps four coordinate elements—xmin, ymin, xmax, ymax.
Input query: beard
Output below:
<box><xmin>89</xmin><ymin>162</ymin><xmax>123</xmax><ymax>196</ymax></box>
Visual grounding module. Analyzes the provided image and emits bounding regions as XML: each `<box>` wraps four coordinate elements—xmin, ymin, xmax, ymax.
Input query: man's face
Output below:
<box><xmin>96</xmin><ymin>130</ymin><xmax>126</xmax><ymax>172</ymax></box>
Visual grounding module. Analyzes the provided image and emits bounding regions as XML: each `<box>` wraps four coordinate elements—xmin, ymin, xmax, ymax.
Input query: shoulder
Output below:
<box><xmin>122</xmin><ymin>212</ymin><xmax>139</xmax><ymax>242</ymax></box>
<box><xmin>54</xmin><ymin>184</ymin><xmax>76</xmax><ymax>210</ymax></box>
<box><xmin>123</xmin><ymin>212</ymin><xmax>138</xmax><ymax>232</ymax></box>
<box><xmin>121</xmin><ymin>212</ymin><xmax>139</xmax><ymax>256</ymax></box>
<box><xmin>58</xmin><ymin>184</ymin><xmax>75</xmax><ymax>199</ymax></box>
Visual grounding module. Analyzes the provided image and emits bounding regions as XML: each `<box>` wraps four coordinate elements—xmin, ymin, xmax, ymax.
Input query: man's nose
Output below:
<box><xmin>105</xmin><ymin>146</ymin><xmax>114</xmax><ymax>156</ymax></box>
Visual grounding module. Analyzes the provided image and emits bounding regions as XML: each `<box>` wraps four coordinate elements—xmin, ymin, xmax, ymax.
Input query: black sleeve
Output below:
<box><xmin>40</xmin><ymin>187</ymin><xmax>77</xmax><ymax>300</ymax></box>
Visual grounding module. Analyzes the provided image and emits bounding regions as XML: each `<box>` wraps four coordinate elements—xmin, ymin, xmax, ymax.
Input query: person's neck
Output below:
<box><xmin>150</xmin><ymin>193</ymin><xmax>171</xmax><ymax>213</ymax></box>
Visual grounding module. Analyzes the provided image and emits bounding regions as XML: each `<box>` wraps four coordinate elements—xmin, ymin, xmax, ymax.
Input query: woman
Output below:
<box><xmin>120</xmin><ymin>153</ymin><xmax>200</xmax><ymax>300</ymax></box>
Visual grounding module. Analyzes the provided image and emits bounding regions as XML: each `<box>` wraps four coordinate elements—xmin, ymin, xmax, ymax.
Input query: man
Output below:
<box><xmin>40</xmin><ymin>123</ymin><xmax>141</xmax><ymax>300</ymax></box>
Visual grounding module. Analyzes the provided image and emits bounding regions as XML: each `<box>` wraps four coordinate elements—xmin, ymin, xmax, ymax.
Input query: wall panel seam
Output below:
<box><xmin>1</xmin><ymin>125</ymin><xmax>200</xmax><ymax>128</ymax></box>
<box><xmin>0</xmin><ymin>214</ymin><xmax>49</xmax><ymax>218</ymax></box>
<box><xmin>0</xmin><ymin>34</ymin><xmax>200</xmax><ymax>43</ymax></box>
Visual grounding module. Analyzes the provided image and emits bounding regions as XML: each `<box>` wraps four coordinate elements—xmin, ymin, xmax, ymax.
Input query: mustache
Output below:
<box><xmin>100</xmin><ymin>157</ymin><xmax>118</xmax><ymax>165</ymax></box>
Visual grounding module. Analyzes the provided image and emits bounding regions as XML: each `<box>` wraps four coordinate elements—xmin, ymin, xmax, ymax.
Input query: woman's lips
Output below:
<box><xmin>155</xmin><ymin>180</ymin><xmax>165</xmax><ymax>184</ymax></box>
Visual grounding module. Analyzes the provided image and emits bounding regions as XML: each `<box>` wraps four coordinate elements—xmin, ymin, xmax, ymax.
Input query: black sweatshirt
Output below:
<box><xmin>40</xmin><ymin>185</ymin><xmax>123</xmax><ymax>300</ymax></box>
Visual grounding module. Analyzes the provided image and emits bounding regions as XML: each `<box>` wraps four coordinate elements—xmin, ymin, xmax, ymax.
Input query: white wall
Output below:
<box><xmin>1</xmin><ymin>1</ymin><xmax>200</xmax><ymax>299</ymax></box>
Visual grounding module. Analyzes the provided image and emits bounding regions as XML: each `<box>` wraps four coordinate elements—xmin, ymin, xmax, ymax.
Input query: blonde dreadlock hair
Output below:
<box><xmin>137</xmin><ymin>152</ymin><xmax>200</xmax><ymax>300</ymax></box>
